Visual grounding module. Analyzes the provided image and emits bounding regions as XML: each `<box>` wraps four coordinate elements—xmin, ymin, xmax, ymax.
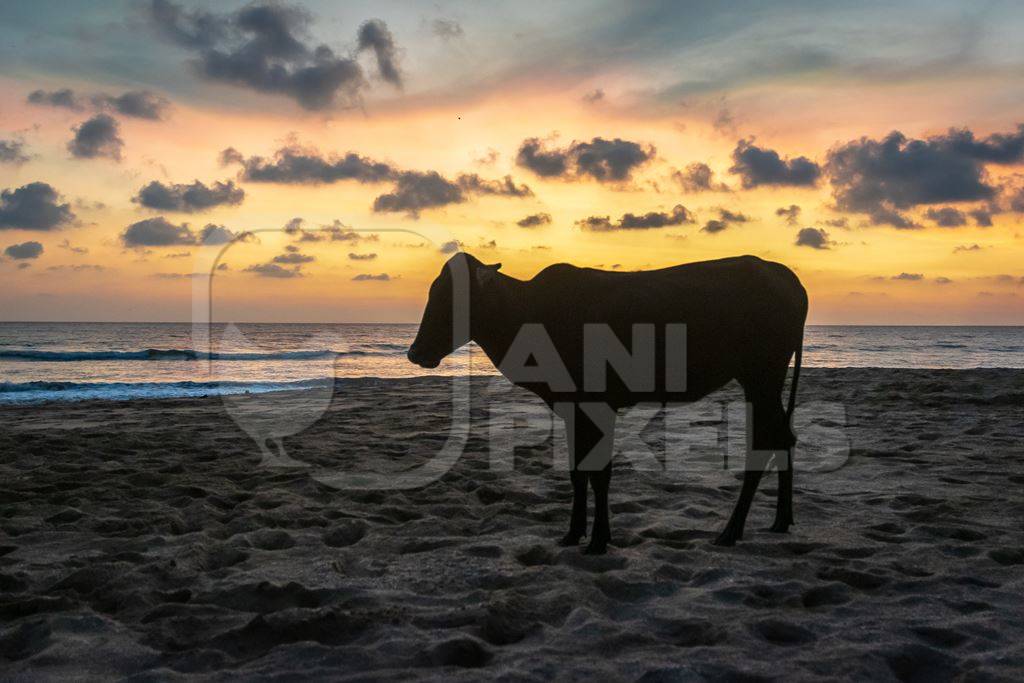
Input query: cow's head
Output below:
<box><xmin>408</xmin><ymin>252</ymin><xmax>501</xmax><ymax>368</ymax></box>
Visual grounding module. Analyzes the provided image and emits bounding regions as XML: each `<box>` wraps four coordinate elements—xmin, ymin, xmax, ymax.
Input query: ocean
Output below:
<box><xmin>0</xmin><ymin>322</ymin><xmax>1021</xmax><ymax>403</ymax></box>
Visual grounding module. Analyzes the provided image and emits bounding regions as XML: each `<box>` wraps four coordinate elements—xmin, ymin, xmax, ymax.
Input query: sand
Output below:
<box><xmin>1</xmin><ymin>368</ymin><xmax>1023</xmax><ymax>680</ymax></box>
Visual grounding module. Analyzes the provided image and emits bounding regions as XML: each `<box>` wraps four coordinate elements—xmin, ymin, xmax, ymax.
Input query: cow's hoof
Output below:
<box><xmin>583</xmin><ymin>538</ymin><xmax>608</xmax><ymax>555</ymax></box>
<box><xmin>712</xmin><ymin>531</ymin><xmax>738</xmax><ymax>547</ymax></box>
<box><xmin>558</xmin><ymin>532</ymin><xmax>584</xmax><ymax>547</ymax></box>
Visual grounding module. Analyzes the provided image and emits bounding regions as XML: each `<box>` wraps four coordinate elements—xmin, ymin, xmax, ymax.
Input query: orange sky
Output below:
<box><xmin>1</xmin><ymin>1</ymin><xmax>1022</xmax><ymax>324</ymax></box>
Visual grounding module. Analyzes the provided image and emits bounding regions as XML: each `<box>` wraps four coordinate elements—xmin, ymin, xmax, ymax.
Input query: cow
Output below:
<box><xmin>408</xmin><ymin>252</ymin><xmax>807</xmax><ymax>554</ymax></box>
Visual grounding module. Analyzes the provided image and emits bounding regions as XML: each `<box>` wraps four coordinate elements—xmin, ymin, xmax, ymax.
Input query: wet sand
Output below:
<box><xmin>1</xmin><ymin>369</ymin><xmax>1023</xmax><ymax>680</ymax></box>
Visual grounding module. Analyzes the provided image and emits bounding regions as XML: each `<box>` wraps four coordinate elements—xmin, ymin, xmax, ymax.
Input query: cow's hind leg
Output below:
<box><xmin>769</xmin><ymin>411</ymin><xmax>797</xmax><ymax>533</ymax></box>
<box><xmin>585</xmin><ymin>466</ymin><xmax>612</xmax><ymax>555</ymax></box>
<box><xmin>559</xmin><ymin>470</ymin><xmax>588</xmax><ymax>546</ymax></box>
<box><xmin>714</xmin><ymin>384</ymin><xmax>788</xmax><ymax>546</ymax></box>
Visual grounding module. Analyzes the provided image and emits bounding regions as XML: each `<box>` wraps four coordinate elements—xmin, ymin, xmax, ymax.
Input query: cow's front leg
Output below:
<box><xmin>585</xmin><ymin>466</ymin><xmax>612</xmax><ymax>554</ymax></box>
<box><xmin>559</xmin><ymin>470</ymin><xmax>588</xmax><ymax>546</ymax></box>
<box><xmin>570</xmin><ymin>403</ymin><xmax>616</xmax><ymax>555</ymax></box>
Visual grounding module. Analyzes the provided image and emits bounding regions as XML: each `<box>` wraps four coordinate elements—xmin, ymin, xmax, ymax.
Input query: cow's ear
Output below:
<box><xmin>475</xmin><ymin>262</ymin><xmax>502</xmax><ymax>288</ymax></box>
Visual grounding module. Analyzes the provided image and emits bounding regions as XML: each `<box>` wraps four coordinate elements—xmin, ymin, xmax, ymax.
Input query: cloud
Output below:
<box><xmin>775</xmin><ymin>204</ymin><xmax>801</xmax><ymax>225</ymax></box>
<box><xmin>823</xmin><ymin>217</ymin><xmax>849</xmax><ymax>229</ymax></box>
<box><xmin>439</xmin><ymin>240</ymin><xmax>462</xmax><ymax>254</ymax></box>
<box><xmin>372</xmin><ymin>171</ymin><xmax>532</xmax><ymax>217</ymax></box>
<box><xmin>700</xmin><ymin>208</ymin><xmax>749</xmax><ymax>234</ymax></box>
<box><xmin>29</xmin><ymin>88</ymin><xmax>169</xmax><ymax>120</ymax></box>
<box><xmin>91</xmin><ymin>91</ymin><xmax>170</xmax><ymax>120</ymax></box>
<box><xmin>954</xmin><ymin>243</ymin><xmax>984</xmax><ymax>253</ymax></box>
<box><xmin>516</xmin><ymin>212</ymin><xmax>552</xmax><ymax>228</ymax></box>
<box><xmin>582</xmin><ymin>89</ymin><xmax>605</xmax><ymax>104</ymax></box>
<box><xmin>27</xmin><ymin>88</ymin><xmax>82</xmax><ymax>110</ymax></box>
<box><xmin>795</xmin><ymin>227</ymin><xmax>833</xmax><ymax>249</ymax></box>
<box><xmin>730</xmin><ymin>139</ymin><xmax>821</xmax><ymax>188</ymax></box>
<box><xmin>516</xmin><ymin>136</ymin><xmax>655</xmax><ymax>182</ymax></box>
<box><xmin>348</xmin><ymin>252</ymin><xmax>377</xmax><ymax>260</ymax></box>
<box><xmin>68</xmin><ymin>114</ymin><xmax>123</xmax><ymax>160</ymax></box>
<box><xmin>4</xmin><ymin>241</ymin><xmax>43</xmax><ymax>260</ymax></box>
<box><xmin>934</xmin><ymin>277</ymin><xmax>954</xmax><ymax>285</ymax></box>
<box><xmin>121</xmin><ymin>217</ymin><xmax>195</xmax><ymax>247</ymax></box>
<box><xmin>673</xmin><ymin>162</ymin><xmax>728</xmax><ymax>192</ymax></box>
<box><xmin>431</xmin><ymin>18</ymin><xmax>464</xmax><ymax>41</ymax></box>
<box><xmin>47</xmin><ymin>264</ymin><xmax>105</xmax><ymax>272</ymax></box>
<box><xmin>245</xmin><ymin>262</ymin><xmax>302</xmax><ymax>278</ymax></box>
<box><xmin>455</xmin><ymin>174</ymin><xmax>532</xmax><ymax>198</ymax></box>
<box><xmin>134</xmin><ymin>179</ymin><xmax>245</xmax><ymax>212</ymax></box>
<box><xmin>145</xmin><ymin>0</ymin><xmax>402</xmax><ymax>110</ymax></box>
<box><xmin>0</xmin><ymin>139</ymin><xmax>29</xmax><ymax>165</ymax></box>
<box><xmin>289</xmin><ymin>220</ymin><xmax>378</xmax><ymax>242</ymax></box>
<box><xmin>924</xmin><ymin>206</ymin><xmax>967</xmax><ymax>227</ymax></box>
<box><xmin>227</xmin><ymin>144</ymin><xmax>395</xmax><ymax>184</ymax></box>
<box><xmin>121</xmin><ymin>217</ymin><xmax>250</xmax><ymax>247</ymax></box>
<box><xmin>357</xmin><ymin>19</ymin><xmax>402</xmax><ymax>87</ymax></box>
<box><xmin>577</xmin><ymin>205</ymin><xmax>695</xmax><ymax>232</ymax></box>
<box><xmin>892</xmin><ymin>272</ymin><xmax>924</xmax><ymax>281</ymax></box>
<box><xmin>0</xmin><ymin>182</ymin><xmax>75</xmax><ymax>230</ymax></box>
<box><xmin>59</xmin><ymin>239</ymin><xmax>87</xmax><ymax>254</ymax></box>
<box><xmin>825</xmin><ymin>126</ymin><xmax>1024</xmax><ymax>227</ymax></box>
<box><xmin>272</xmin><ymin>250</ymin><xmax>314</xmax><ymax>264</ymax></box>
<box><xmin>969</xmin><ymin>208</ymin><xmax>994</xmax><ymax>227</ymax></box>
<box><xmin>352</xmin><ymin>273</ymin><xmax>391</xmax><ymax>281</ymax></box>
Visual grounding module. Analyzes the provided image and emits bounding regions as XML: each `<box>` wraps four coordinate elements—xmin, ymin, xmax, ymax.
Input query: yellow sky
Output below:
<box><xmin>1</xmin><ymin>2</ymin><xmax>1023</xmax><ymax>324</ymax></box>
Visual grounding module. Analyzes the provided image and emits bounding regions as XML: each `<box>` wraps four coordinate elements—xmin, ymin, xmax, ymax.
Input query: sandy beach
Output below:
<box><xmin>2</xmin><ymin>368</ymin><xmax>1023</xmax><ymax>680</ymax></box>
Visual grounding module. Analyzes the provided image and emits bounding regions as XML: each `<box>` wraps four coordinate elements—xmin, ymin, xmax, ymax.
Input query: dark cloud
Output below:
<box><xmin>823</xmin><ymin>217</ymin><xmax>849</xmax><ymax>229</ymax></box>
<box><xmin>121</xmin><ymin>217</ymin><xmax>249</xmax><ymax>247</ymax></box>
<box><xmin>825</xmin><ymin>126</ymin><xmax>1024</xmax><ymax>227</ymax></box>
<box><xmin>373</xmin><ymin>171</ymin><xmax>461</xmax><ymax>217</ymax></box>
<box><xmin>892</xmin><ymin>272</ymin><xmax>924</xmax><ymax>281</ymax></box>
<box><xmin>934</xmin><ymin>277</ymin><xmax>954</xmax><ymax>285</ymax></box>
<box><xmin>730</xmin><ymin>139</ymin><xmax>821</xmax><ymax>188</ymax></box>
<box><xmin>431</xmin><ymin>18</ymin><xmax>464</xmax><ymax>41</ymax></box>
<box><xmin>352</xmin><ymin>273</ymin><xmax>391</xmax><ymax>281</ymax></box>
<box><xmin>700</xmin><ymin>208</ymin><xmax>749</xmax><ymax>234</ymax></box>
<box><xmin>68</xmin><ymin>114</ymin><xmax>123</xmax><ymax>160</ymax></box>
<box><xmin>348</xmin><ymin>252</ymin><xmax>377</xmax><ymax>260</ymax></box>
<box><xmin>29</xmin><ymin>88</ymin><xmax>170</xmax><ymax>120</ymax></box>
<box><xmin>582</xmin><ymin>89</ymin><xmax>605</xmax><ymax>104</ymax></box>
<box><xmin>198</xmin><ymin>224</ymin><xmax>253</xmax><ymax>245</ymax></box>
<box><xmin>673</xmin><ymin>162</ymin><xmax>728</xmax><ymax>192</ymax></box>
<box><xmin>145</xmin><ymin>1</ymin><xmax>402</xmax><ymax>110</ymax></box>
<box><xmin>0</xmin><ymin>139</ymin><xmax>29</xmax><ymax>165</ymax></box>
<box><xmin>373</xmin><ymin>171</ymin><xmax>531</xmax><ymax>217</ymax></box>
<box><xmin>4</xmin><ymin>241</ymin><xmax>43</xmax><ymax>260</ymax></box>
<box><xmin>27</xmin><ymin>88</ymin><xmax>82</xmax><ymax>110</ymax></box>
<box><xmin>357</xmin><ymin>19</ymin><xmax>402</xmax><ymax>87</ymax></box>
<box><xmin>969</xmin><ymin>208</ymin><xmax>993</xmax><ymax>227</ymax></box>
<box><xmin>0</xmin><ymin>182</ymin><xmax>75</xmax><ymax>230</ymax></box>
<box><xmin>439</xmin><ymin>240</ymin><xmax>461</xmax><ymax>254</ymax></box>
<box><xmin>134</xmin><ymin>179</ymin><xmax>245</xmax><ymax>212</ymax></box>
<box><xmin>228</xmin><ymin>145</ymin><xmax>394</xmax><ymax>184</ymax></box>
<box><xmin>91</xmin><ymin>91</ymin><xmax>170</xmax><ymax>120</ymax></box>
<box><xmin>576</xmin><ymin>205</ymin><xmax>694</xmax><ymax>232</ymax></box>
<box><xmin>456</xmin><ymin>174</ymin><xmax>532</xmax><ymax>198</ymax></box>
<box><xmin>272</xmin><ymin>250</ymin><xmax>314</xmax><ymax>264</ymax></box>
<box><xmin>795</xmin><ymin>227</ymin><xmax>833</xmax><ymax>249</ymax></box>
<box><xmin>291</xmin><ymin>221</ymin><xmax>378</xmax><ymax>243</ymax></box>
<box><xmin>516</xmin><ymin>136</ymin><xmax>655</xmax><ymax>182</ymax></box>
<box><xmin>516</xmin><ymin>213</ymin><xmax>552</xmax><ymax>228</ymax></box>
<box><xmin>924</xmin><ymin>206</ymin><xmax>967</xmax><ymax>227</ymax></box>
<box><xmin>775</xmin><ymin>204</ymin><xmax>801</xmax><ymax>225</ymax></box>
<box><xmin>245</xmin><ymin>262</ymin><xmax>302</xmax><ymax>278</ymax></box>
<box><xmin>122</xmin><ymin>217</ymin><xmax>195</xmax><ymax>247</ymax></box>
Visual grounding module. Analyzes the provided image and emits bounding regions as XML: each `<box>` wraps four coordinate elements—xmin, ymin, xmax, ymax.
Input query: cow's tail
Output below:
<box><xmin>786</xmin><ymin>331</ymin><xmax>803</xmax><ymax>420</ymax></box>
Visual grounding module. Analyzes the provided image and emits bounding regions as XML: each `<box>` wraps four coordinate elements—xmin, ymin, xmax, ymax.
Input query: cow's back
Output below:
<box><xmin>519</xmin><ymin>256</ymin><xmax>806</xmax><ymax>405</ymax></box>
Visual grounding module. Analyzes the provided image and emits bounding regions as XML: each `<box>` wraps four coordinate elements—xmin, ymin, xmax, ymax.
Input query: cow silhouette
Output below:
<box><xmin>408</xmin><ymin>252</ymin><xmax>807</xmax><ymax>554</ymax></box>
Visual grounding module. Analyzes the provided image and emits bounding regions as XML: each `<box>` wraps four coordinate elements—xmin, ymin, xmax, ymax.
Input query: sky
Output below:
<box><xmin>0</xmin><ymin>0</ymin><xmax>1023</xmax><ymax>324</ymax></box>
